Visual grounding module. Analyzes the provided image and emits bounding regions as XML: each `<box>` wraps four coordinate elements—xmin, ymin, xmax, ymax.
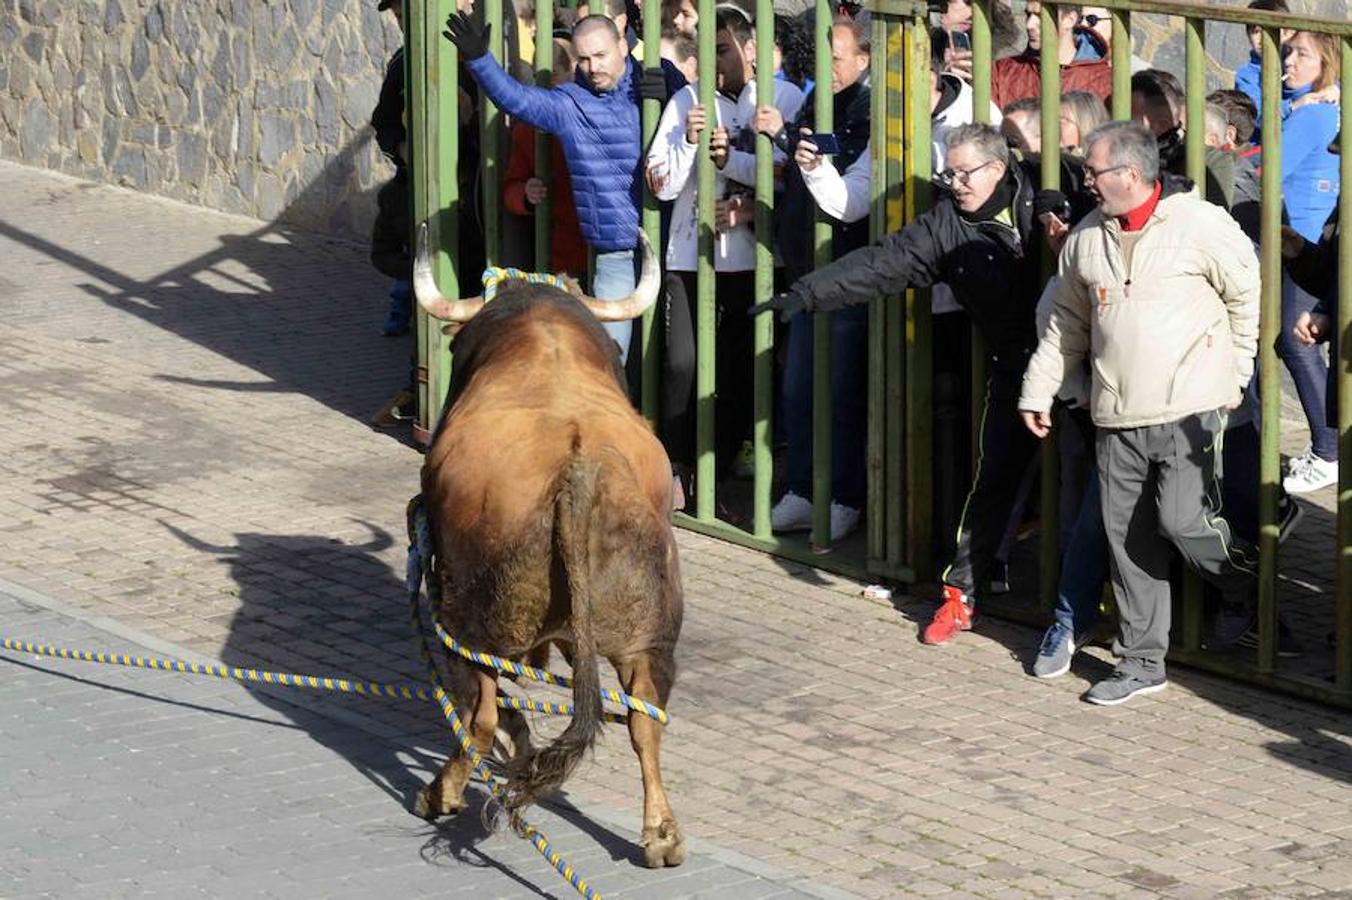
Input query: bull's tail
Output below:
<box><xmin>504</xmin><ymin>447</ymin><xmax>604</xmax><ymax>816</ymax></box>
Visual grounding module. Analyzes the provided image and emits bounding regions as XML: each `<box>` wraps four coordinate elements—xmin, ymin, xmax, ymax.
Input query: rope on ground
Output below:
<box><xmin>0</xmin><ymin>638</ymin><xmax>628</xmax><ymax>724</ymax></box>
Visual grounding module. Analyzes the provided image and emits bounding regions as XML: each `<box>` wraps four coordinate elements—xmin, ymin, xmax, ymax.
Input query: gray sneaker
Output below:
<box><xmin>1083</xmin><ymin>668</ymin><xmax>1168</xmax><ymax>706</ymax></box>
<box><xmin>1032</xmin><ymin>622</ymin><xmax>1078</xmax><ymax>679</ymax></box>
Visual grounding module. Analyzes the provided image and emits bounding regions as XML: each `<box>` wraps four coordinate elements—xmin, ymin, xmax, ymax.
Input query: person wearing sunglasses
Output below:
<box><xmin>751</xmin><ymin>123</ymin><xmax>1092</xmax><ymax>647</ymax></box>
<box><xmin>1019</xmin><ymin>121</ymin><xmax>1261</xmax><ymax>705</ymax></box>
<box><xmin>991</xmin><ymin>2</ymin><xmax>1110</xmax><ymax>112</ymax></box>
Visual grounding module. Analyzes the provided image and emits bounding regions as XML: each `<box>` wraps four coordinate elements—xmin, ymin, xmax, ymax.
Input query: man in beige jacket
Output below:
<box><xmin>1018</xmin><ymin>121</ymin><xmax>1260</xmax><ymax>706</ymax></box>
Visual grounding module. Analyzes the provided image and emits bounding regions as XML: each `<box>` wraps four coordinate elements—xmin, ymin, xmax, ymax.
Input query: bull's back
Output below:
<box><xmin>423</xmin><ymin>380</ymin><xmax>678</xmax><ymax>653</ymax></box>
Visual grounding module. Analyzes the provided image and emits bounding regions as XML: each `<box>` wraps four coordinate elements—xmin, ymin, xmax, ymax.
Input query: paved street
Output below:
<box><xmin>2</xmin><ymin>159</ymin><xmax>1352</xmax><ymax>898</ymax></box>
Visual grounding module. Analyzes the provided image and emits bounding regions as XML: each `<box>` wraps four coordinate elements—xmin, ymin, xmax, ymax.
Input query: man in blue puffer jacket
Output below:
<box><xmin>444</xmin><ymin>12</ymin><xmax>685</xmax><ymax>364</ymax></box>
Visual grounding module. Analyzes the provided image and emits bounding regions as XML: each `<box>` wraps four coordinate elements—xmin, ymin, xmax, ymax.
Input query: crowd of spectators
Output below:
<box><xmin>371</xmin><ymin>0</ymin><xmax>1344</xmax><ymax>704</ymax></box>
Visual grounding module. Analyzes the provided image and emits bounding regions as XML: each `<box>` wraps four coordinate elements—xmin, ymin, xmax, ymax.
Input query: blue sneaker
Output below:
<box><xmin>1032</xmin><ymin>622</ymin><xmax>1080</xmax><ymax>679</ymax></box>
<box><xmin>382</xmin><ymin>280</ymin><xmax>412</xmax><ymax>336</ymax></box>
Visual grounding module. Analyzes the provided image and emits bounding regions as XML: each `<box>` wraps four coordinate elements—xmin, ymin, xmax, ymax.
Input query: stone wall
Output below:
<box><xmin>0</xmin><ymin>0</ymin><xmax>401</xmax><ymax>240</ymax></box>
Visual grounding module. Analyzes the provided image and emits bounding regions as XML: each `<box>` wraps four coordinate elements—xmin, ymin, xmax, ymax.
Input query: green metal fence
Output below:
<box><xmin>406</xmin><ymin>0</ymin><xmax>1352</xmax><ymax>707</ymax></box>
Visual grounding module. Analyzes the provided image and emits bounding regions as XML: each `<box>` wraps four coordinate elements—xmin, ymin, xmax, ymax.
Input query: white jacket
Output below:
<box><xmin>799</xmin><ymin>145</ymin><xmax>872</xmax><ymax>224</ymax></box>
<box><xmin>646</xmin><ymin>79</ymin><xmax>805</xmax><ymax>272</ymax></box>
<box><xmin>1020</xmin><ymin>187</ymin><xmax>1261</xmax><ymax>429</ymax></box>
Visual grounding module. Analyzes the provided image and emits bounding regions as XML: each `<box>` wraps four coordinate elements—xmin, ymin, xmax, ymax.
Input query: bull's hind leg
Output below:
<box><xmin>414</xmin><ymin>665</ymin><xmax>500</xmax><ymax>819</ymax></box>
<box><xmin>615</xmin><ymin>650</ymin><xmax>685</xmax><ymax>867</ymax></box>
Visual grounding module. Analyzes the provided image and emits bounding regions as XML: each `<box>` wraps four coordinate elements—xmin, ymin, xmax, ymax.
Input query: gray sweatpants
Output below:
<box><xmin>1097</xmin><ymin>409</ymin><xmax>1255</xmax><ymax>677</ymax></box>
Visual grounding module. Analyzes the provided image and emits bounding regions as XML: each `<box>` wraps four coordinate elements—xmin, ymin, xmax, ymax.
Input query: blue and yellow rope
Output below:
<box><xmin>0</xmin><ymin>638</ymin><xmax>627</xmax><ymax>724</ymax></box>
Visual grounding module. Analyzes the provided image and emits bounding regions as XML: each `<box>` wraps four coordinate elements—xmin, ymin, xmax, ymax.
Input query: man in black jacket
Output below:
<box><xmin>753</xmin><ymin>122</ymin><xmax>1078</xmax><ymax>646</ymax></box>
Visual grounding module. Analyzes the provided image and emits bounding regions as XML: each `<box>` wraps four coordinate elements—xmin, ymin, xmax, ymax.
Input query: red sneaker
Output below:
<box><xmin>922</xmin><ymin>586</ymin><xmax>974</xmax><ymax>645</ymax></box>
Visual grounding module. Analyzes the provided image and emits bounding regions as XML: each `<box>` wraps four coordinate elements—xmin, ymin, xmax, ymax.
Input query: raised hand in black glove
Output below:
<box><xmin>639</xmin><ymin>67</ymin><xmax>668</xmax><ymax>103</ymax></box>
<box><xmin>1032</xmin><ymin>188</ymin><xmax>1071</xmax><ymax>225</ymax></box>
<box><xmin>443</xmin><ymin>12</ymin><xmax>491</xmax><ymax>60</ymax></box>
<box><xmin>747</xmin><ymin>291</ymin><xmax>810</xmax><ymax>322</ymax></box>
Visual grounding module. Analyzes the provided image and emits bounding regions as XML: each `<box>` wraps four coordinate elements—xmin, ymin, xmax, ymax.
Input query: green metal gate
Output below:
<box><xmin>404</xmin><ymin>0</ymin><xmax>1352</xmax><ymax>707</ymax></box>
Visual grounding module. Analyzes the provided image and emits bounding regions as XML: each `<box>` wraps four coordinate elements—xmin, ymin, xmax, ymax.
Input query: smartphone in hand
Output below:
<box><xmin>949</xmin><ymin>29</ymin><xmax>971</xmax><ymax>52</ymax></box>
<box><xmin>803</xmin><ymin>132</ymin><xmax>842</xmax><ymax>155</ymax></box>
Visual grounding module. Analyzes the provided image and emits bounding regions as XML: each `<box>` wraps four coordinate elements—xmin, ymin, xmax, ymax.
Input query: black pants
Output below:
<box><xmin>942</xmin><ymin>365</ymin><xmax>1041</xmax><ymax>597</ymax></box>
<box><xmin>661</xmin><ymin>270</ymin><xmax>756</xmax><ymax>477</ymax></box>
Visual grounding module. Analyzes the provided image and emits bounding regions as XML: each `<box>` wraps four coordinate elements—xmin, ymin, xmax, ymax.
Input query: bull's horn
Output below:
<box><xmin>578</xmin><ymin>229</ymin><xmax>660</xmax><ymax>322</ymax></box>
<box><xmin>413</xmin><ymin>222</ymin><xmax>485</xmax><ymax>322</ymax></box>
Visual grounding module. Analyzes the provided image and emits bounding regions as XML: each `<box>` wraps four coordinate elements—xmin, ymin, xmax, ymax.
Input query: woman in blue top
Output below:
<box><xmin>1276</xmin><ymin>29</ymin><xmax>1342</xmax><ymax>494</ymax></box>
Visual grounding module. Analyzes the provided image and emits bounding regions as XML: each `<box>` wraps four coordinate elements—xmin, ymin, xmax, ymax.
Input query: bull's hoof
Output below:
<box><xmin>640</xmin><ymin>821</ymin><xmax>686</xmax><ymax>868</ymax></box>
<box><xmin>413</xmin><ymin>785</ymin><xmax>464</xmax><ymax>821</ymax></box>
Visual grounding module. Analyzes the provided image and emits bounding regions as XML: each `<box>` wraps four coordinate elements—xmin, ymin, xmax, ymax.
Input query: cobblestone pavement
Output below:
<box><xmin>0</xmin><ymin>587</ymin><xmax>826</xmax><ymax>899</ymax></box>
<box><xmin>2</xmin><ymin>159</ymin><xmax>1352</xmax><ymax>898</ymax></box>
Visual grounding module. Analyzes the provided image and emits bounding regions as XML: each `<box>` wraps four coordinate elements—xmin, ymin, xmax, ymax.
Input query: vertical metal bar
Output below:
<box><xmin>810</xmin><ymin>0</ymin><xmax>835</xmax><ymax>548</ymax></box>
<box><xmin>1256</xmin><ymin>25</ymin><xmax>1283</xmax><ymax>674</ymax></box>
<box><xmin>752</xmin><ymin>0</ymin><xmax>774</xmax><ymax>538</ymax></box>
<box><xmin>533</xmin><ymin>1</ymin><xmax>555</xmax><ymax>273</ymax></box>
<box><xmin>1337</xmin><ymin>38</ymin><xmax>1352</xmax><ymax>696</ymax></box>
<box><xmin>695</xmin><ymin>0</ymin><xmax>717</xmax><ymax>521</ymax></box>
<box><xmin>1110</xmin><ymin>9</ymin><xmax>1131</xmax><ymax>120</ymax></box>
<box><xmin>867</xmin><ymin>14</ymin><xmax>888</xmax><ymax>564</ymax></box>
<box><xmin>640</xmin><ymin>0</ymin><xmax>662</xmax><ymax>423</ymax></box>
<box><xmin>408</xmin><ymin>0</ymin><xmax>431</xmax><ymax>433</ymax></box>
<box><xmin>886</xmin><ymin>20</ymin><xmax>907</xmax><ymax>572</ymax></box>
<box><xmin>434</xmin><ymin>0</ymin><xmax>459</xmax><ymax>417</ymax></box>
<box><xmin>904</xmin><ymin>20</ymin><xmax>933</xmax><ymax>580</ymax></box>
<box><xmin>1037</xmin><ymin>2</ymin><xmax>1061</xmax><ymax>610</ymax></box>
<box><xmin>481</xmin><ymin>0</ymin><xmax>504</xmax><ymax>266</ymax></box>
<box><xmin>969</xmin><ymin>1</ymin><xmax>991</xmax><ymax>478</ymax></box>
<box><xmin>1182</xmin><ymin>16</ymin><xmax>1206</xmax><ymax>651</ymax></box>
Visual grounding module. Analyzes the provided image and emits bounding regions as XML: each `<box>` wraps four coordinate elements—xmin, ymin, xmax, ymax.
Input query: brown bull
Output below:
<box><xmin>410</xmin><ymin>226</ymin><xmax>685</xmax><ymax>868</ymax></box>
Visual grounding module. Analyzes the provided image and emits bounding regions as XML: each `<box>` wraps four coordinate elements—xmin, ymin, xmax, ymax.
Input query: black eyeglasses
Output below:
<box><xmin>936</xmin><ymin>159</ymin><xmax>998</xmax><ymax>187</ymax></box>
<box><xmin>1080</xmin><ymin>13</ymin><xmax>1106</xmax><ymax>28</ymax></box>
<box><xmin>1082</xmin><ymin>163</ymin><xmax>1132</xmax><ymax>182</ymax></box>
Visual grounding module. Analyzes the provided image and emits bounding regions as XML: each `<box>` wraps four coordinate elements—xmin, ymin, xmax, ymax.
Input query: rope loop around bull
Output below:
<box><xmin>433</xmin><ymin>621</ymin><xmax>670</xmax><ymax>726</ymax></box>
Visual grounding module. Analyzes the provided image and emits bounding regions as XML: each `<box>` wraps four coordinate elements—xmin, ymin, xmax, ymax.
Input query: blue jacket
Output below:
<box><xmin>1275</xmin><ymin>82</ymin><xmax>1341</xmax><ymax>242</ymax></box>
<box><xmin>1234</xmin><ymin>49</ymin><xmax>1261</xmax><ymax>112</ymax></box>
<box><xmin>466</xmin><ymin>54</ymin><xmax>684</xmax><ymax>253</ymax></box>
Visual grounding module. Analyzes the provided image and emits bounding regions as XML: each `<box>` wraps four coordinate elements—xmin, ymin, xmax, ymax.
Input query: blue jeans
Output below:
<box><xmin>781</xmin><ymin>306</ymin><xmax>868</xmax><ymax>509</ymax></box>
<box><xmin>592</xmin><ymin>249</ymin><xmax>636</xmax><ymax>365</ymax></box>
<box><xmin>1276</xmin><ymin>272</ymin><xmax>1337</xmax><ymax>461</ymax></box>
<box><xmin>1053</xmin><ymin>468</ymin><xmax>1111</xmax><ymax>638</ymax></box>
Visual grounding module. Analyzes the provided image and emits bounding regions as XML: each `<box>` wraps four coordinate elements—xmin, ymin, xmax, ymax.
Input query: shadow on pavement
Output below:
<box><xmin>0</xmin><ymin>139</ymin><xmax>409</xmax><ymax>430</ymax></box>
<box><xmin>161</xmin><ymin>519</ymin><xmax>652</xmax><ymax>881</ymax></box>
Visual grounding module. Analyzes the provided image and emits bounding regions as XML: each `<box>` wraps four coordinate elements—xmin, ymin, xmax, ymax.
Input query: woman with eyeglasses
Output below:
<box><xmin>1272</xmin><ymin>29</ymin><xmax>1343</xmax><ymax>494</ymax></box>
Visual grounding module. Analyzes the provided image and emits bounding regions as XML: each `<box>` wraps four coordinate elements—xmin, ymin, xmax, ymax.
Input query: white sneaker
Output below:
<box><xmin>770</xmin><ymin>491</ymin><xmax>813</xmax><ymax>532</ymax></box>
<box><xmin>1283</xmin><ymin>452</ymin><xmax>1338</xmax><ymax>494</ymax></box>
<box><xmin>830</xmin><ymin>503</ymin><xmax>861</xmax><ymax>541</ymax></box>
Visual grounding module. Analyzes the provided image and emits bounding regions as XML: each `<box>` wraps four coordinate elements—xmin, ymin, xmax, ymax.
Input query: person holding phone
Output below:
<box><xmin>645</xmin><ymin>6</ymin><xmax>804</xmax><ymax>508</ymax></box>
<box><xmin>749</xmin><ymin>12</ymin><xmax>874</xmax><ymax>541</ymax></box>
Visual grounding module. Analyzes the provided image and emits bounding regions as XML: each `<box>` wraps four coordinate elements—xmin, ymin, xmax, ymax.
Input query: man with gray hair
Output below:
<box><xmin>754</xmin><ymin>122</ymin><xmax>1089</xmax><ymax>647</ymax></box>
<box><xmin>1019</xmin><ymin>120</ymin><xmax>1260</xmax><ymax>705</ymax></box>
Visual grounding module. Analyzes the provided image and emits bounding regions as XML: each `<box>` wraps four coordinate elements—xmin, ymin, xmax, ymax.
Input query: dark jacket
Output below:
<box><xmin>790</xmin><ymin>158</ymin><xmax>1084</xmax><ymax>368</ymax></box>
<box><xmin>465</xmin><ymin>53</ymin><xmax>685</xmax><ymax>252</ymax></box>
<box><xmin>777</xmin><ymin>78</ymin><xmax>872</xmax><ymax>275</ymax></box>
<box><xmin>1288</xmin><ymin>204</ymin><xmax>1340</xmax><ymax>320</ymax></box>
<box><xmin>372</xmin><ymin>48</ymin><xmax>407</xmax><ymax>179</ymax></box>
<box><xmin>370</xmin><ymin>48</ymin><xmax>410</xmax><ymax>279</ymax></box>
